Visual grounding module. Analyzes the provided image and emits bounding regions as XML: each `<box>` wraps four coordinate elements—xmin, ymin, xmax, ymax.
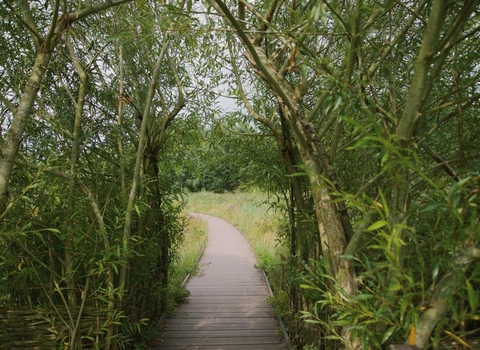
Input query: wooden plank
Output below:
<box><xmin>188</xmin><ymin>284</ymin><xmax>266</xmax><ymax>288</ymax></box>
<box><xmin>166</xmin><ymin>317</ymin><xmax>278</xmax><ymax>325</ymax></box>
<box><xmin>191</xmin><ymin>288</ymin><xmax>267</xmax><ymax>291</ymax></box>
<box><xmin>156</xmin><ymin>344</ymin><xmax>287</xmax><ymax>350</ymax></box>
<box><xmin>161</xmin><ymin>336</ymin><xmax>283</xmax><ymax>346</ymax></box>
<box><xmin>164</xmin><ymin>321</ymin><xmax>279</xmax><ymax>331</ymax></box>
<box><xmin>188</xmin><ymin>291</ymin><xmax>269</xmax><ymax>296</ymax></box>
<box><xmin>181</xmin><ymin>298</ymin><xmax>268</xmax><ymax>303</ymax></box>
<box><xmin>188</xmin><ymin>285</ymin><xmax>267</xmax><ymax>289</ymax></box>
<box><xmin>189</xmin><ymin>274</ymin><xmax>264</xmax><ymax>278</ymax></box>
<box><xmin>163</xmin><ymin>330</ymin><xmax>280</xmax><ymax>338</ymax></box>
<box><xmin>177</xmin><ymin>302</ymin><xmax>270</xmax><ymax>309</ymax></box>
<box><xmin>171</xmin><ymin>311</ymin><xmax>275</xmax><ymax>318</ymax></box>
<box><xmin>182</xmin><ymin>295</ymin><xmax>268</xmax><ymax>300</ymax></box>
<box><xmin>178</xmin><ymin>306</ymin><xmax>273</xmax><ymax>313</ymax></box>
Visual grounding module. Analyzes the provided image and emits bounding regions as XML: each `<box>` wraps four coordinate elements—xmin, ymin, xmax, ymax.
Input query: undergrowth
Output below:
<box><xmin>168</xmin><ymin>215</ymin><xmax>207</xmax><ymax>301</ymax></box>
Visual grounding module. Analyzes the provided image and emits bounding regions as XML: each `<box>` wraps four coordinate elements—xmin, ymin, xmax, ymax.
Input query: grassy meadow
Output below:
<box><xmin>182</xmin><ymin>190</ymin><xmax>288</xmax><ymax>270</ymax></box>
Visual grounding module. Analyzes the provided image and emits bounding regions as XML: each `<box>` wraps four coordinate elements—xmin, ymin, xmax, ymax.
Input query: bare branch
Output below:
<box><xmin>367</xmin><ymin>0</ymin><xmax>428</xmax><ymax>79</ymax></box>
<box><xmin>155</xmin><ymin>52</ymin><xmax>186</xmax><ymax>151</ymax></box>
<box><xmin>228</xmin><ymin>38</ymin><xmax>283</xmax><ymax>143</ymax></box>
<box><xmin>67</xmin><ymin>0</ymin><xmax>133</xmax><ymax>23</ymax></box>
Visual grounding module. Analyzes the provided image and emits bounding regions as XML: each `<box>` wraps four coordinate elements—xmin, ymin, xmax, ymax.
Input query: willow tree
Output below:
<box><xmin>115</xmin><ymin>2</ymin><xmax>190</xmax><ymax>321</ymax></box>
<box><xmin>0</xmin><ymin>0</ymin><xmax>192</xmax><ymax>348</ymax></box>
<box><xmin>205</xmin><ymin>0</ymin><xmax>480</xmax><ymax>348</ymax></box>
<box><xmin>0</xmin><ymin>0</ymin><xmax>133</xmax><ymax>215</ymax></box>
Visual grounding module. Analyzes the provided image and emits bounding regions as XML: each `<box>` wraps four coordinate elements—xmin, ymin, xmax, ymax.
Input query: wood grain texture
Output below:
<box><xmin>151</xmin><ymin>214</ymin><xmax>286</xmax><ymax>349</ymax></box>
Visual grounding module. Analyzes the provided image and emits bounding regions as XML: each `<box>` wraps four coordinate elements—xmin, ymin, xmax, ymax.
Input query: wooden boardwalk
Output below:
<box><xmin>153</xmin><ymin>213</ymin><xmax>286</xmax><ymax>350</ymax></box>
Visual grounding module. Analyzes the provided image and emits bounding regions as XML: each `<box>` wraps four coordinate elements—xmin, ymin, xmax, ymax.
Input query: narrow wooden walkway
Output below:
<box><xmin>154</xmin><ymin>213</ymin><xmax>286</xmax><ymax>350</ymax></box>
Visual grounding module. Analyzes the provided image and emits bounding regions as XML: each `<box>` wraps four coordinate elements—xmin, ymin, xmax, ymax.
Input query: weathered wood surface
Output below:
<box><xmin>153</xmin><ymin>214</ymin><xmax>286</xmax><ymax>349</ymax></box>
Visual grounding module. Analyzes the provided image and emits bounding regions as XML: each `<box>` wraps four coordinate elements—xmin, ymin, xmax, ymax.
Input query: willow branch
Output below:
<box><xmin>436</xmin><ymin>1</ymin><xmax>478</xmax><ymax>56</ymax></box>
<box><xmin>396</xmin><ymin>0</ymin><xmax>447</xmax><ymax>144</ymax></box>
<box><xmin>420</xmin><ymin>142</ymin><xmax>461</xmax><ymax>182</ymax></box>
<box><xmin>156</xmin><ymin>53</ymin><xmax>186</xmax><ymax>150</ymax></box>
<box><xmin>120</xmin><ymin>29</ymin><xmax>171</xmax><ymax>290</ymax></box>
<box><xmin>250</xmin><ymin>0</ymin><xmax>278</xmax><ymax>45</ymax></box>
<box><xmin>15</xmin><ymin>0</ymin><xmax>44</xmax><ymax>48</ymax></box>
<box><xmin>228</xmin><ymin>38</ymin><xmax>282</xmax><ymax>143</ymax></box>
<box><xmin>422</xmin><ymin>1</ymin><xmax>478</xmax><ymax>101</ymax></box>
<box><xmin>37</xmin><ymin>111</ymin><xmax>74</xmax><ymax>140</ymax></box>
<box><xmin>324</xmin><ymin>0</ymin><xmax>350</xmax><ymax>34</ymax></box>
<box><xmin>240</xmin><ymin>0</ymin><xmax>288</xmax><ymax>47</ymax></box>
<box><xmin>416</xmin><ymin>239</ymin><xmax>480</xmax><ymax>347</ymax></box>
<box><xmin>45</xmin><ymin>0</ymin><xmax>60</xmax><ymax>50</ymax></box>
<box><xmin>209</xmin><ymin>0</ymin><xmax>297</xmax><ymax>114</ymax></box>
<box><xmin>367</xmin><ymin>0</ymin><xmax>428</xmax><ymax>79</ymax></box>
<box><xmin>19</xmin><ymin>243</ymin><xmax>63</xmax><ymax>280</ymax></box>
<box><xmin>424</xmin><ymin>93</ymin><xmax>480</xmax><ymax>115</ymax></box>
<box><xmin>0</xmin><ymin>94</ymin><xmax>16</xmax><ymax>114</ymax></box>
<box><xmin>67</xmin><ymin>0</ymin><xmax>133</xmax><ymax>23</ymax></box>
<box><xmin>391</xmin><ymin>0</ymin><xmax>427</xmax><ymax>25</ymax></box>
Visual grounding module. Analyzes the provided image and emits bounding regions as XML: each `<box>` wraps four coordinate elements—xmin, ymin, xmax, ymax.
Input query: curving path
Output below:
<box><xmin>154</xmin><ymin>213</ymin><xmax>286</xmax><ymax>350</ymax></box>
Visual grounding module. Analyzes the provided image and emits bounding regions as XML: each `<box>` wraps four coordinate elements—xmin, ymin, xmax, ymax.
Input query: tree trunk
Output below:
<box><xmin>119</xmin><ymin>37</ymin><xmax>170</xmax><ymax>292</ymax></box>
<box><xmin>0</xmin><ymin>51</ymin><xmax>52</xmax><ymax>213</ymax></box>
<box><xmin>214</xmin><ymin>0</ymin><xmax>359</xmax><ymax>346</ymax></box>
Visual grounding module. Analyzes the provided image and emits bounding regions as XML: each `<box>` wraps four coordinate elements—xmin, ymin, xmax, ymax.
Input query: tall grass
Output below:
<box><xmin>183</xmin><ymin>190</ymin><xmax>287</xmax><ymax>271</ymax></box>
<box><xmin>168</xmin><ymin>215</ymin><xmax>207</xmax><ymax>301</ymax></box>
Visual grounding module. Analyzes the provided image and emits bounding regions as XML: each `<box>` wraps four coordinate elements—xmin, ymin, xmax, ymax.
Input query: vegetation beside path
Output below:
<box><xmin>1</xmin><ymin>1</ymin><xmax>479</xmax><ymax>349</ymax></box>
<box><xmin>169</xmin><ymin>215</ymin><xmax>207</xmax><ymax>300</ymax></box>
<box><xmin>184</xmin><ymin>190</ymin><xmax>286</xmax><ymax>269</ymax></box>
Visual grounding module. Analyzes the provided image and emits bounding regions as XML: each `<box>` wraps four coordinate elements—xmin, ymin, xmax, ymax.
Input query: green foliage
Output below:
<box><xmin>1</xmin><ymin>0</ymin><xmax>480</xmax><ymax>348</ymax></box>
<box><xmin>160</xmin><ymin>115</ymin><xmax>282</xmax><ymax>194</ymax></box>
<box><xmin>0</xmin><ymin>1</ymin><xmax>196</xmax><ymax>348</ymax></box>
<box><xmin>168</xmin><ymin>215</ymin><xmax>207</xmax><ymax>300</ymax></box>
<box><xmin>300</xmin><ymin>172</ymin><xmax>480</xmax><ymax>349</ymax></box>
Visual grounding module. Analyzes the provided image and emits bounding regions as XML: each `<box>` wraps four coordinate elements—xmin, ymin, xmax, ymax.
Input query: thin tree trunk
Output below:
<box><xmin>117</xmin><ymin>43</ymin><xmax>126</xmax><ymax>194</ymax></box>
<box><xmin>64</xmin><ymin>34</ymin><xmax>87</xmax><ymax>318</ymax></box>
<box><xmin>215</xmin><ymin>1</ymin><xmax>359</xmax><ymax>346</ymax></box>
<box><xmin>0</xmin><ymin>51</ymin><xmax>52</xmax><ymax>213</ymax></box>
<box><xmin>119</xmin><ymin>35</ymin><xmax>171</xmax><ymax>293</ymax></box>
